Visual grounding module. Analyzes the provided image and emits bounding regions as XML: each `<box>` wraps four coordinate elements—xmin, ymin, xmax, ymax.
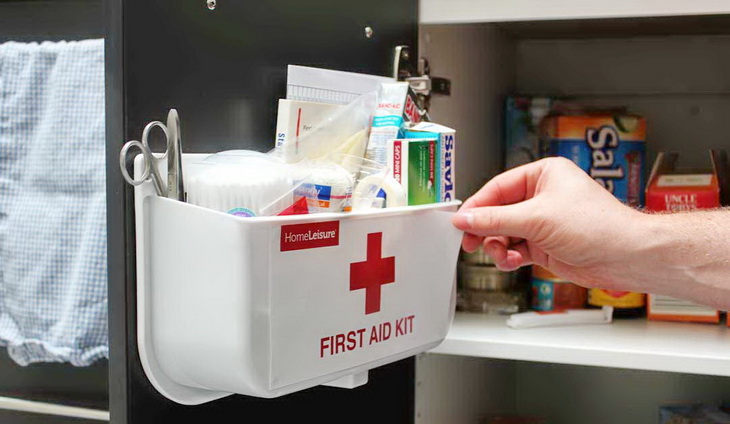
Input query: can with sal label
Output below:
<box><xmin>540</xmin><ymin>110</ymin><xmax>646</xmax><ymax>207</ymax></box>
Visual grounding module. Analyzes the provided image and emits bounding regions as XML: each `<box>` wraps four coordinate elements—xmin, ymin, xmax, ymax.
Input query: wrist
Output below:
<box><xmin>626</xmin><ymin>209</ymin><xmax>725</xmax><ymax>305</ymax></box>
<box><xmin>591</xmin><ymin>209</ymin><xmax>682</xmax><ymax>295</ymax></box>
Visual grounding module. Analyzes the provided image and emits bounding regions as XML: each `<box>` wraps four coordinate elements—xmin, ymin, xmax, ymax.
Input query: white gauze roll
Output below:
<box><xmin>299</xmin><ymin>162</ymin><xmax>354</xmax><ymax>213</ymax></box>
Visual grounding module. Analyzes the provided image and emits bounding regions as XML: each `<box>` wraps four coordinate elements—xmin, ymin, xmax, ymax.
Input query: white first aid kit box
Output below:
<box><xmin>134</xmin><ymin>154</ymin><xmax>463</xmax><ymax>405</ymax></box>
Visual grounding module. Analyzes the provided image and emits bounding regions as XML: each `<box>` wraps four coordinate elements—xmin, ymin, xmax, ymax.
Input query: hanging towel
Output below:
<box><xmin>0</xmin><ymin>39</ymin><xmax>107</xmax><ymax>366</ymax></box>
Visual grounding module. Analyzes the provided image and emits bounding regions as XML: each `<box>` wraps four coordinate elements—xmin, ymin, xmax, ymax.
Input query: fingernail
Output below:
<box><xmin>452</xmin><ymin>212</ymin><xmax>474</xmax><ymax>229</ymax></box>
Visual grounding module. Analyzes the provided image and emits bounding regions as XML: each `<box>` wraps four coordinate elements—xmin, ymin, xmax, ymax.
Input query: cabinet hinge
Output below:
<box><xmin>392</xmin><ymin>45</ymin><xmax>451</xmax><ymax>117</ymax></box>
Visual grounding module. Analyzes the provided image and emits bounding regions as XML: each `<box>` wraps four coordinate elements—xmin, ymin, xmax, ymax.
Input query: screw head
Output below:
<box><xmin>401</xmin><ymin>49</ymin><xmax>410</xmax><ymax>61</ymax></box>
<box><xmin>207</xmin><ymin>0</ymin><xmax>216</xmax><ymax>10</ymax></box>
<box><xmin>364</xmin><ymin>26</ymin><xmax>374</xmax><ymax>39</ymax></box>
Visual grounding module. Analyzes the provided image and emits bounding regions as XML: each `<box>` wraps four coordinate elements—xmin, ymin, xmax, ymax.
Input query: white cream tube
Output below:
<box><xmin>506</xmin><ymin>307</ymin><xmax>614</xmax><ymax>329</ymax></box>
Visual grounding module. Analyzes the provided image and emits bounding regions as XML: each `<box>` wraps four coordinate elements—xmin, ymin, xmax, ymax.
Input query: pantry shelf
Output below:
<box><xmin>428</xmin><ymin>312</ymin><xmax>730</xmax><ymax>377</ymax></box>
<box><xmin>419</xmin><ymin>0</ymin><xmax>730</xmax><ymax>24</ymax></box>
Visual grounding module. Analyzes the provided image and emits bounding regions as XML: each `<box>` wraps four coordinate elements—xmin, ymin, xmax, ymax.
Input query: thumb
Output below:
<box><xmin>452</xmin><ymin>202</ymin><xmax>537</xmax><ymax>240</ymax></box>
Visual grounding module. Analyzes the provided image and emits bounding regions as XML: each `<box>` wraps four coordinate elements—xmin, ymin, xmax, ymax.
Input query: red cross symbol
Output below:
<box><xmin>350</xmin><ymin>232</ymin><xmax>395</xmax><ymax>315</ymax></box>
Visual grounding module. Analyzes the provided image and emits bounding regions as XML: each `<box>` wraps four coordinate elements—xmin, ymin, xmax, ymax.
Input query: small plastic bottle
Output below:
<box><xmin>587</xmin><ymin>289</ymin><xmax>646</xmax><ymax>318</ymax></box>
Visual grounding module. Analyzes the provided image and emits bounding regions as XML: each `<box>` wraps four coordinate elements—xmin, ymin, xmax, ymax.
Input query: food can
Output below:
<box><xmin>530</xmin><ymin>266</ymin><xmax>587</xmax><ymax>311</ymax></box>
<box><xmin>459</xmin><ymin>263</ymin><xmax>515</xmax><ymax>292</ymax></box>
<box><xmin>461</xmin><ymin>246</ymin><xmax>495</xmax><ymax>266</ymax></box>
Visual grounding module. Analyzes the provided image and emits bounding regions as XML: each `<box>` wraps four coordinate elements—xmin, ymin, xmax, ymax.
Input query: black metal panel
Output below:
<box><xmin>0</xmin><ymin>410</ymin><xmax>103</xmax><ymax>424</ymax></box>
<box><xmin>0</xmin><ymin>352</ymin><xmax>108</xmax><ymax>410</ymax></box>
<box><xmin>106</xmin><ymin>1</ymin><xmax>418</xmax><ymax>423</ymax></box>
<box><xmin>0</xmin><ymin>0</ymin><xmax>104</xmax><ymax>43</ymax></box>
<box><xmin>122</xmin><ymin>0</ymin><xmax>417</xmax><ymax>151</ymax></box>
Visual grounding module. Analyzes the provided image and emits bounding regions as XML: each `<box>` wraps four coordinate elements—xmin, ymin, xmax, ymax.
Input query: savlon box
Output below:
<box><xmin>386</xmin><ymin>138</ymin><xmax>437</xmax><ymax>205</ymax></box>
<box><xmin>645</xmin><ymin>151</ymin><xmax>721</xmax><ymax>323</ymax></box>
<box><xmin>404</xmin><ymin>122</ymin><xmax>456</xmax><ymax>203</ymax></box>
<box><xmin>541</xmin><ymin>112</ymin><xmax>646</xmax><ymax>207</ymax></box>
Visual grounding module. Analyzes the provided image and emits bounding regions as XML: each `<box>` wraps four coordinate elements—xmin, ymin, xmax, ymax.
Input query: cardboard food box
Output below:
<box><xmin>711</xmin><ymin>150</ymin><xmax>730</xmax><ymax>326</ymax></box>
<box><xmin>540</xmin><ymin>110</ymin><xmax>646</xmax><ymax>207</ymax></box>
<box><xmin>504</xmin><ymin>96</ymin><xmax>553</xmax><ymax>170</ymax></box>
<box><xmin>645</xmin><ymin>151</ymin><xmax>721</xmax><ymax>323</ymax></box>
<box><xmin>659</xmin><ymin>402</ymin><xmax>730</xmax><ymax>424</ymax></box>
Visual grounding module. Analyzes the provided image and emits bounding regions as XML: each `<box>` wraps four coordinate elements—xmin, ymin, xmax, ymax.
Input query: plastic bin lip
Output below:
<box><xmin>155</xmin><ymin>196</ymin><xmax>462</xmax><ymax>223</ymax></box>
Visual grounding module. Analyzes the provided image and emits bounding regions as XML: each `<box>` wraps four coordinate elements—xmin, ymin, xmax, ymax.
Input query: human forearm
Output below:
<box><xmin>628</xmin><ymin>208</ymin><xmax>730</xmax><ymax>310</ymax></box>
<box><xmin>452</xmin><ymin>158</ymin><xmax>730</xmax><ymax>310</ymax></box>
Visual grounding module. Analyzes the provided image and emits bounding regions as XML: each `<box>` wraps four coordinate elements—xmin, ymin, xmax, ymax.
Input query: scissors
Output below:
<box><xmin>119</xmin><ymin>109</ymin><xmax>185</xmax><ymax>201</ymax></box>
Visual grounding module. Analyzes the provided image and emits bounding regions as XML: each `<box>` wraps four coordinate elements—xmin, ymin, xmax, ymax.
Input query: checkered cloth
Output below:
<box><xmin>0</xmin><ymin>39</ymin><xmax>108</xmax><ymax>366</ymax></box>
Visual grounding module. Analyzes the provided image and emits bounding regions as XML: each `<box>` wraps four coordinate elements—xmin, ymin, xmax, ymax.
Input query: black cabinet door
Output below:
<box><xmin>105</xmin><ymin>1</ymin><xmax>418</xmax><ymax>423</ymax></box>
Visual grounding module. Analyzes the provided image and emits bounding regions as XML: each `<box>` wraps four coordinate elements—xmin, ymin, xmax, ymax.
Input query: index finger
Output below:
<box><xmin>460</xmin><ymin>159</ymin><xmax>547</xmax><ymax>211</ymax></box>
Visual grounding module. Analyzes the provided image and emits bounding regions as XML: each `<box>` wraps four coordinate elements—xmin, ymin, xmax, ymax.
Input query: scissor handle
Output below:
<box><xmin>141</xmin><ymin>121</ymin><xmax>171</xmax><ymax>159</ymax></box>
<box><xmin>118</xmin><ymin>139</ymin><xmax>165</xmax><ymax>197</ymax></box>
<box><xmin>119</xmin><ymin>120</ymin><xmax>171</xmax><ymax>197</ymax></box>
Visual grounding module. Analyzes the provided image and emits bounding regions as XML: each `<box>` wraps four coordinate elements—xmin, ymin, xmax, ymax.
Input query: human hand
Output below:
<box><xmin>452</xmin><ymin>157</ymin><xmax>649</xmax><ymax>292</ymax></box>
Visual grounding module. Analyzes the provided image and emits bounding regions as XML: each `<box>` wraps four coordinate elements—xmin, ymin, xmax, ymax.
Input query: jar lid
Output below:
<box><xmin>459</xmin><ymin>263</ymin><xmax>516</xmax><ymax>291</ymax></box>
<box><xmin>461</xmin><ymin>246</ymin><xmax>495</xmax><ymax>265</ymax></box>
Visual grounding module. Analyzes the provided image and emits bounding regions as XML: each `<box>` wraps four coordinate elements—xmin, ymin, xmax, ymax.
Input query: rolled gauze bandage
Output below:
<box><xmin>352</xmin><ymin>174</ymin><xmax>407</xmax><ymax>210</ymax></box>
<box><xmin>379</xmin><ymin>175</ymin><xmax>407</xmax><ymax>208</ymax></box>
<box><xmin>352</xmin><ymin>174</ymin><xmax>384</xmax><ymax>211</ymax></box>
<box><xmin>298</xmin><ymin>162</ymin><xmax>354</xmax><ymax>213</ymax></box>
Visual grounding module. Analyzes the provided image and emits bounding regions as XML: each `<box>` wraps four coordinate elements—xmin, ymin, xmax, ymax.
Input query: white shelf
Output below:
<box><xmin>428</xmin><ymin>312</ymin><xmax>730</xmax><ymax>377</ymax></box>
<box><xmin>419</xmin><ymin>0</ymin><xmax>730</xmax><ymax>24</ymax></box>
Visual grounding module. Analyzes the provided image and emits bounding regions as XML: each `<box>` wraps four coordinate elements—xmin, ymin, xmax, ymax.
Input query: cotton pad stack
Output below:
<box><xmin>186</xmin><ymin>150</ymin><xmax>295</xmax><ymax>217</ymax></box>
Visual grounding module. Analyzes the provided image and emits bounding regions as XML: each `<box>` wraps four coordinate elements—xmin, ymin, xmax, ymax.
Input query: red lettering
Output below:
<box><xmin>395</xmin><ymin>317</ymin><xmax>405</xmax><ymax>336</ymax></box>
<box><xmin>357</xmin><ymin>328</ymin><xmax>366</xmax><ymax>348</ymax></box>
<box><xmin>381</xmin><ymin>322</ymin><xmax>391</xmax><ymax>341</ymax></box>
<box><xmin>346</xmin><ymin>331</ymin><xmax>357</xmax><ymax>351</ymax></box>
<box><xmin>334</xmin><ymin>334</ymin><xmax>345</xmax><ymax>354</ymax></box>
<box><xmin>320</xmin><ymin>336</ymin><xmax>331</xmax><ymax>358</ymax></box>
<box><xmin>369</xmin><ymin>322</ymin><xmax>392</xmax><ymax>344</ymax></box>
<box><xmin>321</xmin><ymin>328</ymin><xmax>367</xmax><ymax>358</ymax></box>
<box><xmin>396</xmin><ymin>315</ymin><xmax>415</xmax><ymax>337</ymax></box>
<box><xmin>404</xmin><ymin>96</ymin><xmax>421</xmax><ymax>123</ymax></box>
<box><xmin>369</xmin><ymin>325</ymin><xmax>379</xmax><ymax>345</ymax></box>
<box><xmin>393</xmin><ymin>141</ymin><xmax>402</xmax><ymax>183</ymax></box>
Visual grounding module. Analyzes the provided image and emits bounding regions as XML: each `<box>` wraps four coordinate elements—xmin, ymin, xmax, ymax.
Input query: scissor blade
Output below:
<box><xmin>166</xmin><ymin>109</ymin><xmax>185</xmax><ymax>201</ymax></box>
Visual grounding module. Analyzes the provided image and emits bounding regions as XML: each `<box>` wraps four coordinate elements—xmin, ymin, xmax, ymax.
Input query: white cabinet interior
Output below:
<box><xmin>416</xmin><ymin>13</ymin><xmax>730</xmax><ymax>424</ymax></box>
<box><xmin>416</xmin><ymin>354</ymin><xmax>730</xmax><ymax>424</ymax></box>
<box><xmin>419</xmin><ymin>1</ymin><xmax>730</xmax><ymax>25</ymax></box>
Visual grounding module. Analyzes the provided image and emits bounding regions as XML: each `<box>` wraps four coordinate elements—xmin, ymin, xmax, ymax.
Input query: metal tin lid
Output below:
<box><xmin>459</xmin><ymin>263</ymin><xmax>516</xmax><ymax>291</ymax></box>
<box><xmin>461</xmin><ymin>246</ymin><xmax>495</xmax><ymax>265</ymax></box>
